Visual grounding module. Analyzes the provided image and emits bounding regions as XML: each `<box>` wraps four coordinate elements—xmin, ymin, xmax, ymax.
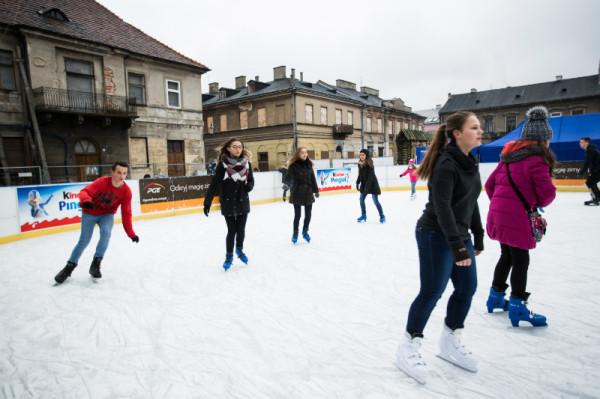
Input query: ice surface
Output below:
<box><xmin>1</xmin><ymin>191</ymin><xmax>599</xmax><ymax>399</ymax></box>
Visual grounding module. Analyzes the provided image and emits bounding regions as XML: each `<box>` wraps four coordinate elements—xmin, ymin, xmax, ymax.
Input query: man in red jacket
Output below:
<box><xmin>54</xmin><ymin>161</ymin><xmax>139</xmax><ymax>284</ymax></box>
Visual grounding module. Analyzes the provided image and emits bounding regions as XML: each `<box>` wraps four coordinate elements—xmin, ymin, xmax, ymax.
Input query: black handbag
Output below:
<box><xmin>505</xmin><ymin>163</ymin><xmax>547</xmax><ymax>242</ymax></box>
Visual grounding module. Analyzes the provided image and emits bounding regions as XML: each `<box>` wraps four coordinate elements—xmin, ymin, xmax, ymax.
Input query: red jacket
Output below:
<box><xmin>79</xmin><ymin>176</ymin><xmax>136</xmax><ymax>238</ymax></box>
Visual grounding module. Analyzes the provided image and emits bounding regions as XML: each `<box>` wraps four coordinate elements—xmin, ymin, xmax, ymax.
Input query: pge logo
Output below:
<box><xmin>144</xmin><ymin>182</ymin><xmax>165</xmax><ymax>195</ymax></box>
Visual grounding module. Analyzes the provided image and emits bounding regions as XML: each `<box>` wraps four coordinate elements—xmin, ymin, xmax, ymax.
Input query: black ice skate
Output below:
<box><xmin>54</xmin><ymin>261</ymin><xmax>77</xmax><ymax>284</ymax></box>
<box><xmin>584</xmin><ymin>199</ymin><xmax>600</xmax><ymax>206</ymax></box>
<box><xmin>89</xmin><ymin>257</ymin><xmax>103</xmax><ymax>278</ymax></box>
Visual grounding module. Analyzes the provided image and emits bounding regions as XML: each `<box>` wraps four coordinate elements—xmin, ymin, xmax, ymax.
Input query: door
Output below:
<box><xmin>74</xmin><ymin>139</ymin><xmax>100</xmax><ymax>182</ymax></box>
<box><xmin>258</xmin><ymin>152</ymin><xmax>269</xmax><ymax>171</ymax></box>
<box><xmin>168</xmin><ymin>140</ymin><xmax>185</xmax><ymax>176</ymax></box>
<box><xmin>2</xmin><ymin>137</ymin><xmax>34</xmax><ymax>185</ymax></box>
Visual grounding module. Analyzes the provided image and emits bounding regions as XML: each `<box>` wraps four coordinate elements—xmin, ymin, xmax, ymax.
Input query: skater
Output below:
<box><xmin>288</xmin><ymin>147</ymin><xmax>319</xmax><ymax>244</ymax></box>
<box><xmin>356</xmin><ymin>149</ymin><xmax>385</xmax><ymax>223</ymax></box>
<box><xmin>278</xmin><ymin>163</ymin><xmax>291</xmax><ymax>202</ymax></box>
<box><xmin>54</xmin><ymin>161</ymin><xmax>139</xmax><ymax>284</ymax></box>
<box><xmin>578</xmin><ymin>137</ymin><xmax>600</xmax><ymax>206</ymax></box>
<box><xmin>485</xmin><ymin>106</ymin><xmax>557</xmax><ymax>327</ymax></box>
<box><xmin>204</xmin><ymin>138</ymin><xmax>254</xmax><ymax>271</ymax></box>
<box><xmin>395</xmin><ymin>111</ymin><xmax>484</xmax><ymax>384</ymax></box>
<box><xmin>400</xmin><ymin>159</ymin><xmax>418</xmax><ymax>200</ymax></box>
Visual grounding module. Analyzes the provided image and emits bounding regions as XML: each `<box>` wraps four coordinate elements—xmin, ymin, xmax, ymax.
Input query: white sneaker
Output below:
<box><xmin>438</xmin><ymin>326</ymin><xmax>478</xmax><ymax>372</ymax></box>
<box><xmin>395</xmin><ymin>333</ymin><xmax>428</xmax><ymax>384</ymax></box>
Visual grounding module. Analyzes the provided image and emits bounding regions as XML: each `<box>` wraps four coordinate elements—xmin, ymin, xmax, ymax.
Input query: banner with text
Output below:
<box><xmin>139</xmin><ymin>176</ymin><xmax>213</xmax><ymax>213</ymax></box>
<box><xmin>17</xmin><ymin>183</ymin><xmax>87</xmax><ymax>232</ymax></box>
<box><xmin>316</xmin><ymin>168</ymin><xmax>352</xmax><ymax>192</ymax></box>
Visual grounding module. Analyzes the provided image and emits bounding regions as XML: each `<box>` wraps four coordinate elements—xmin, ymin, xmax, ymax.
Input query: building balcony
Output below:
<box><xmin>333</xmin><ymin>124</ymin><xmax>353</xmax><ymax>138</ymax></box>
<box><xmin>33</xmin><ymin>87</ymin><xmax>137</xmax><ymax>118</ymax></box>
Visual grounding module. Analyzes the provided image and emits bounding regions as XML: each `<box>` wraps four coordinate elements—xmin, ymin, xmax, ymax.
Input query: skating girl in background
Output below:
<box><xmin>400</xmin><ymin>159</ymin><xmax>418</xmax><ymax>200</ymax></box>
<box><xmin>395</xmin><ymin>112</ymin><xmax>484</xmax><ymax>384</ymax></box>
<box><xmin>288</xmin><ymin>147</ymin><xmax>319</xmax><ymax>244</ymax></box>
<box><xmin>485</xmin><ymin>106</ymin><xmax>556</xmax><ymax>327</ymax></box>
<box><xmin>204</xmin><ymin>138</ymin><xmax>254</xmax><ymax>271</ymax></box>
<box><xmin>356</xmin><ymin>149</ymin><xmax>385</xmax><ymax>223</ymax></box>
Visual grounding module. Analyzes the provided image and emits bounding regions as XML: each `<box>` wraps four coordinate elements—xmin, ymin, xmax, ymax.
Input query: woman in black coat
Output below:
<box><xmin>288</xmin><ymin>147</ymin><xmax>319</xmax><ymax>244</ymax></box>
<box><xmin>356</xmin><ymin>149</ymin><xmax>385</xmax><ymax>223</ymax></box>
<box><xmin>204</xmin><ymin>138</ymin><xmax>254</xmax><ymax>271</ymax></box>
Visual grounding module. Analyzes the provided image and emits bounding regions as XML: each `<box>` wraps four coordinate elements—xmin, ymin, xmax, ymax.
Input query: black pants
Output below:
<box><xmin>586</xmin><ymin>172</ymin><xmax>600</xmax><ymax>200</ymax></box>
<box><xmin>492</xmin><ymin>243</ymin><xmax>529</xmax><ymax>300</ymax></box>
<box><xmin>293</xmin><ymin>204</ymin><xmax>312</xmax><ymax>234</ymax></box>
<box><xmin>225</xmin><ymin>214</ymin><xmax>248</xmax><ymax>254</ymax></box>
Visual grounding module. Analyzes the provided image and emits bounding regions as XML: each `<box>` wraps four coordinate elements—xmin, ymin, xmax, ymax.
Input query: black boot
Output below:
<box><xmin>55</xmin><ymin>261</ymin><xmax>77</xmax><ymax>284</ymax></box>
<box><xmin>89</xmin><ymin>257</ymin><xmax>102</xmax><ymax>278</ymax></box>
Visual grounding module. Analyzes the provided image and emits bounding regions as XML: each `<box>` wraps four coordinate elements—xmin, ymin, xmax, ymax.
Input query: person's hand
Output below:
<box><xmin>453</xmin><ymin>246</ymin><xmax>471</xmax><ymax>267</ymax></box>
<box><xmin>204</xmin><ymin>207</ymin><xmax>210</xmax><ymax>217</ymax></box>
<box><xmin>456</xmin><ymin>258</ymin><xmax>472</xmax><ymax>266</ymax></box>
<box><xmin>474</xmin><ymin>250</ymin><xmax>482</xmax><ymax>256</ymax></box>
<box><xmin>356</xmin><ymin>184</ymin><xmax>360</xmax><ymax>191</ymax></box>
<box><xmin>131</xmin><ymin>235</ymin><xmax>139</xmax><ymax>243</ymax></box>
<box><xmin>82</xmin><ymin>201</ymin><xmax>94</xmax><ymax>209</ymax></box>
<box><xmin>315</xmin><ymin>192</ymin><xmax>320</xmax><ymax>198</ymax></box>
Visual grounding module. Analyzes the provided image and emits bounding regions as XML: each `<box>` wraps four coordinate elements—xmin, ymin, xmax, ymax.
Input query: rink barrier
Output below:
<box><xmin>0</xmin><ymin>164</ymin><xmax>588</xmax><ymax>245</ymax></box>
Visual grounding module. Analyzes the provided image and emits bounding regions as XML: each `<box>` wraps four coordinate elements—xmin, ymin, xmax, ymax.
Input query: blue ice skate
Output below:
<box><xmin>380</xmin><ymin>215</ymin><xmax>386</xmax><ymax>224</ymax></box>
<box><xmin>486</xmin><ymin>287</ymin><xmax>509</xmax><ymax>313</ymax></box>
<box><xmin>291</xmin><ymin>232</ymin><xmax>298</xmax><ymax>245</ymax></box>
<box><xmin>236</xmin><ymin>247</ymin><xmax>248</xmax><ymax>264</ymax></box>
<box><xmin>508</xmin><ymin>297</ymin><xmax>547</xmax><ymax>327</ymax></box>
<box><xmin>302</xmin><ymin>230</ymin><xmax>311</xmax><ymax>243</ymax></box>
<box><xmin>223</xmin><ymin>252</ymin><xmax>233</xmax><ymax>271</ymax></box>
<box><xmin>357</xmin><ymin>215</ymin><xmax>367</xmax><ymax>223</ymax></box>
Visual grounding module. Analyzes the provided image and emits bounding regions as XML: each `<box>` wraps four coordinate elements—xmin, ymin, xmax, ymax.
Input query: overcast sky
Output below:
<box><xmin>98</xmin><ymin>0</ymin><xmax>599</xmax><ymax>111</ymax></box>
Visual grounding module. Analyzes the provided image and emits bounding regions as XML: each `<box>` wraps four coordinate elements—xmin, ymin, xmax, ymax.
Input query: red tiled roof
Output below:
<box><xmin>0</xmin><ymin>0</ymin><xmax>208</xmax><ymax>71</ymax></box>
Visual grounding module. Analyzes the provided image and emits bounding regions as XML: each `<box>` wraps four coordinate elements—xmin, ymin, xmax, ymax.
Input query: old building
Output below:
<box><xmin>0</xmin><ymin>0</ymin><xmax>208</xmax><ymax>185</ymax></box>
<box><xmin>415</xmin><ymin>104</ymin><xmax>442</xmax><ymax>133</ymax></box>
<box><xmin>440</xmin><ymin>73</ymin><xmax>600</xmax><ymax>142</ymax></box>
<box><xmin>202</xmin><ymin>66</ymin><xmax>425</xmax><ymax>170</ymax></box>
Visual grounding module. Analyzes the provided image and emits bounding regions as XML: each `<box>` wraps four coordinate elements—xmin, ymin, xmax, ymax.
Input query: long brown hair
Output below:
<box><xmin>502</xmin><ymin>139</ymin><xmax>556</xmax><ymax>172</ymax></box>
<box><xmin>219</xmin><ymin>138</ymin><xmax>251</xmax><ymax>161</ymax></box>
<box><xmin>289</xmin><ymin>147</ymin><xmax>313</xmax><ymax>167</ymax></box>
<box><xmin>359</xmin><ymin>151</ymin><xmax>374</xmax><ymax>168</ymax></box>
<box><xmin>417</xmin><ymin>111</ymin><xmax>475</xmax><ymax>180</ymax></box>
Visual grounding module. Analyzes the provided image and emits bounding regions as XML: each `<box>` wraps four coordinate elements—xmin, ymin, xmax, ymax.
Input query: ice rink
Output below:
<box><xmin>1</xmin><ymin>191</ymin><xmax>599</xmax><ymax>399</ymax></box>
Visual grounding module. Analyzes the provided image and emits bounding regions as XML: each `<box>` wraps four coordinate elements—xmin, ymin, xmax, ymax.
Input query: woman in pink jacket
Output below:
<box><xmin>485</xmin><ymin>106</ymin><xmax>556</xmax><ymax>327</ymax></box>
<box><xmin>400</xmin><ymin>159</ymin><xmax>418</xmax><ymax>199</ymax></box>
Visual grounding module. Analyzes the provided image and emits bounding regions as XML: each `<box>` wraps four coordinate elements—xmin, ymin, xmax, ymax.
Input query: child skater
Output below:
<box><xmin>288</xmin><ymin>147</ymin><xmax>319</xmax><ymax>244</ymax></box>
<box><xmin>400</xmin><ymin>159</ymin><xmax>418</xmax><ymax>200</ymax></box>
<box><xmin>204</xmin><ymin>138</ymin><xmax>254</xmax><ymax>271</ymax></box>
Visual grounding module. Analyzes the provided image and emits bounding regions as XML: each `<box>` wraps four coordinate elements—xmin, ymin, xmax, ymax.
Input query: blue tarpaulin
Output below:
<box><xmin>477</xmin><ymin>113</ymin><xmax>600</xmax><ymax>162</ymax></box>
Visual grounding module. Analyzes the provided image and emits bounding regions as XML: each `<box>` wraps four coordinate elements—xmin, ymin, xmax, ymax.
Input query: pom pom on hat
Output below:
<box><xmin>520</xmin><ymin>105</ymin><xmax>553</xmax><ymax>141</ymax></box>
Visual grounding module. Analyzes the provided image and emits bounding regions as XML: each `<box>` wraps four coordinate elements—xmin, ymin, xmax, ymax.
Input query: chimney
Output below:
<box><xmin>300</xmin><ymin>72</ymin><xmax>303</xmax><ymax>82</ymax></box>
<box><xmin>448</xmin><ymin>92</ymin><xmax>452</xmax><ymax>98</ymax></box>
<box><xmin>470</xmin><ymin>88</ymin><xmax>477</xmax><ymax>93</ymax></box>
<box><xmin>235</xmin><ymin>76</ymin><xmax>247</xmax><ymax>90</ymax></box>
<box><xmin>435</xmin><ymin>104</ymin><xmax>441</xmax><ymax>110</ymax></box>
<box><xmin>291</xmin><ymin>68</ymin><xmax>295</xmax><ymax>79</ymax></box>
<box><xmin>360</xmin><ymin>86</ymin><xmax>379</xmax><ymax>97</ymax></box>
<box><xmin>255</xmin><ymin>75</ymin><xmax>259</xmax><ymax>82</ymax></box>
<box><xmin>209</xmin><ymin>82</ymin><xmax>219</xmax><ymax>95</ymax></box>
<box><xmin>555</xmin><ymin>75</ymin><xmax>563</xmax><ymax>81</ymax></box>
<box><xmin>336</xmin><ymin>79</ymin><xmax>356</xmax><ymax>91</ymax></box>
<box><xmin>274</xmin><ymin>65</ymin><xmax>286</xmax><ymax>80</ymax></box>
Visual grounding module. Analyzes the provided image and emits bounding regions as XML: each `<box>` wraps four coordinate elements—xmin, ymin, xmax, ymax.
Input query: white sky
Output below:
<box><xmin>97</xmin><ymin>0</ymin><xmax>600</xmax><ymax>110</ymax></box>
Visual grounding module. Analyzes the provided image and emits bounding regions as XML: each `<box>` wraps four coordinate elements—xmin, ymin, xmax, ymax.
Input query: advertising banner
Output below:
<box><xmin>316</xmin><ymin>168</ymin><xmax>352</xmax><ymax>192</ymax></box>
<box><xmin>17</xmin><ymin>183</ymin><xmax>87</xmax><ymax>232</ymax></box>
<box><xmin>139</xmin><ymin>176</ymin><xmax>213</xmax><ymax>213</ymax></box>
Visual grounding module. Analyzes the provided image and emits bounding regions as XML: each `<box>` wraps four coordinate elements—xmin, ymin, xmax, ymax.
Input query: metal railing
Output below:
<box><xmin>33</xmin><ymin>87</ymin><xmax>137</xmax><ymax>116</ymax></box>
<box><xmin>0</xmin><ymin>166</ymin><xmax>42</xmax><ymax>186</ymax></box>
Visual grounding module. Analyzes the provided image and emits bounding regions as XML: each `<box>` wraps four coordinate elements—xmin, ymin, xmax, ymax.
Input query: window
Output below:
<box><xmin>166</xmin><ymin>79</ymin><xmax>181</xmax><ymax>108</ymax></box>
<box><xmin>347</xmin><ymin>111</ymin><xmax>353</xmax><ymax>126</ymax></box>
<box><xmin>366</xmin><ymin>117</ymin><xmax>372</xmax><ymax>132</ymax></box>
<box><xmin>128</xmin><ymin>73</ymin><xmax>145</xmax><ymax>105</ymax></box>
<box><xmin>258</xmin><ymin>152</ymin><xmax>269</xmax><ymax>171</ymax></box>
<box><xmin>276</xmin><ymin>104</ymin><xmax>285</xmax><ymax>124</ymax></box>
<box><xmin>0</xmin><ymin>50</ymin><xmax>16</xmax><ymax>90</ymax></box>
<box><xmin>220</xmin><ymin>114</ymin><xmax>227</xmax><ymax>132</ymax></box>
<box><xmin>484</xmin><ymin>116</ymin><xmax>494</xmax><ymax>133</ymax></box>
<box><xmin>377</xmin><ymin>118</ymin><xmax>383</xmax><ymax>133</ymax></box>
<box><xmin>321</xmin><ymin>151</ymin><xmax>329</xmax><ymax>159</ymax></box>
<box><xmin>505</xmin><ymin>114</ymin><xmax>517</xmax><ymax>132</ymax></box>
<box><xmin>347</xmin><ymin>151</ymin><xmax>355</xmax><ymax>159</ymax></box>
<box><xmin>571</xmin><ymin>109</ymin><xmax>584</xmax><ymax>115</ymax></box>
<box><xmin>335</xmin><ymin>109</ymin><xmax>342</xmax><ymax>125</ymax></box>
<box><xmin>307</xmin><ymin>150</ymin><xmax>315</xmax><ymax>159</ymax></box>
<box><xmin>550</xmin><ymin>111</ymin><xmax>562</xmax><ymax>117</ymax></box>
<box><xmin>305</xmin><ymin>104</ymin><xmax>313</xmax><ymax>123</ymax></box>
<box><xmin>206</xmin><ymin>116</ymin><xmax>214</xmax><ymax>134</ymax></box>
<box><xmin>65</xmin><ymin>58</ymin><xmax>94</xmax><ymax>93</ymax></box>
<box><xmin>378</xmin><ymin>147</ymin><xmax>384</xmax><ymax>157</ymax></box>
<box><xmin>240</xmin><ymin>111</ymin><xmax>248</xmax><ymax>130</ymax></box>
<box><xmin>130</xmin><ymin>137</ymin><xmax>149</xmax><ymax>166</ymax></box>
<box><xmin>258</xmin><ymin>107</ymin><xmax>267</xmax><ymax>127</ymax></box>
<box><xmin>394</xmin><ymin>120</ymin><xmax>401</xmax><ymax>134</ymax></box>
<box><xmin>320</xmin><ymin>106</ymin><xmax>328</xmax><ymax>125</ymax></box>
<box><xmin>386</xmin><ymin>120</ymin><xmax>393</xmax><ymax>134</ymax></box>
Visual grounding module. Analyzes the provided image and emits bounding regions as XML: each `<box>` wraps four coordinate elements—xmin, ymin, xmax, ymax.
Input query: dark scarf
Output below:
<box><xmin>445</xmin><ymin>142</ymin><xmax>478</xmax><ymax>173</ymax></box>
<box><xmin>222</xmin><ymin>156</ymin><xmax>249</xmax><ymax>181</ymax></box>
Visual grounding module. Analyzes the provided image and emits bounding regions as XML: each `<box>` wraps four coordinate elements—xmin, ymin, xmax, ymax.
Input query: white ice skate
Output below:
<box><xmin>410</xmin><ymin>193</ymin><xmax>416</xmax><ymax>201</ymax></box>
<box><xmin>437</xmin><ymin>326</ymin><xmax>478</xmax><ymax>372</ymax></box>
<box><xmin>395</xmin><ymin>333</ymin><xmax>428</xmax><ymax>384</ymax></box>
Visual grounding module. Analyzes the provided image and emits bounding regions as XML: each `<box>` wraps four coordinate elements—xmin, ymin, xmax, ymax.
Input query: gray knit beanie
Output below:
<box><xmin>520</xmin><ymin>106</ymin><xmax>553</xmax><ymax>141</ymax></box>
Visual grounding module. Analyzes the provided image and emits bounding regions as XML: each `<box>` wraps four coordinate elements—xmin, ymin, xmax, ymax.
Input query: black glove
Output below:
<box><xmin>82</xmin><ymin>201</ymin><xmax>94</xmax><ymax>209</ymax></box>
<box><xmin>315</xmin><ymin>192</ymin><xmax>320</xmax><ymax>198</ymax></box>
<box><xmin>131</xmin><ymin>235</ymin><xmax>139</xmax><ymax>243</ymax></box>
<box><xmin>204</xmin><ymin>207</ymin><xmax>210</xmax><ymax>217</ymax></box>
<box><xmin>356</xmin><ymin>184</ymin><xmax>360</xmax><ymax>191</ymax></box>
<box><xmin>452</xmin><ymin>246</ymin><xmax>470</xmax><ymax>263</ymax></box>
<box><xmin>474</xmin><ymin>234</ymin><xmax>484</xmax><ymax>252</ymax></box>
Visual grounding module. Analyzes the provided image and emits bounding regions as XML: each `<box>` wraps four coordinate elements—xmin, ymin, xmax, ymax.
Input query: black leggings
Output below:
<box><xmin>293</xmin><ymin>204</ymin><xmax>312</xmax><ymax>234</ymax></box>
<box><xmin>586</xmin><ymin>172</ymin><xmax>600</xmax><ymax>200</ymax></box>
<box><xmin>492</xmin><ymin>243</ymin><xmax>530</xmax><ymax>300</ymax></box>
<box><xmin>225</xmin><ymin>214</ymin><xmax>248</xmax><ymax>253</ymax></box>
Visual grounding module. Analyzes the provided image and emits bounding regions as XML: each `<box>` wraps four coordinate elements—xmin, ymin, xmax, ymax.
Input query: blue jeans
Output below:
<box><xmin>68</xmin><ymin>213</ymin><xmax>114</xmax><ymax>264</ymax></box>
<box><xmin>406</xmin><ymin>226</ymin><xmax>477</xmax><ymax>336</ymax></box>
<box><xmin>410</xmin><ymin>182</ymin><xmax>416</xmax><ymax>195</ymax></box>
<box><xmin>359</xmin><ymin>193</ymin><xmax>384</xmax><ymax>217</ymax></box>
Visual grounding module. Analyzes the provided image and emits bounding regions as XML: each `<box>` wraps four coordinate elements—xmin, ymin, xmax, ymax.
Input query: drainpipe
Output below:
<box><xmin>360</xmin><ymin>106</ymin><xmax>365</xmax><ymax>149</ymax></box>
<box><xmin>291</xmin><ymin>77</ymin><xmax>298</xmax><ymax>152</ymax></box>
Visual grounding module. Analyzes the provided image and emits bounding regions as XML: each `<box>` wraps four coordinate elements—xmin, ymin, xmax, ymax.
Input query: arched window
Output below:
<box><xmin>74</xmin><ymin>139</ymin><xmax>97</xmax><ymax>155</ymax></box>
